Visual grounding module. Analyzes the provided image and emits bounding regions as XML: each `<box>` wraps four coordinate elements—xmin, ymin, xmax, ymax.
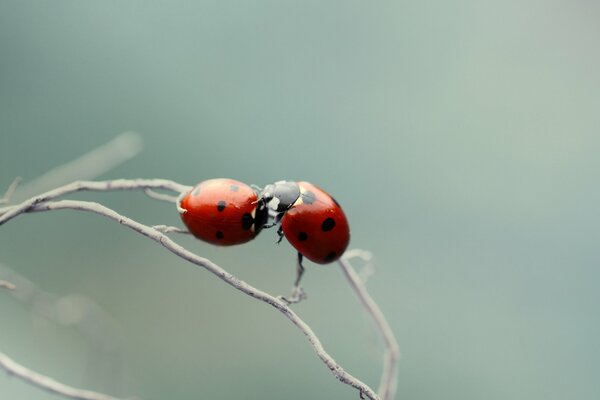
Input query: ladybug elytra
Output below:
<box><xmin>259</xmin><ymin>180</ymin><xmax>350</xmax><ymax>265</ymax></box>
<box><xmin>179</xmin><ymin>178</ymin><xmax>268</xmax><ymax>246</ymax></box>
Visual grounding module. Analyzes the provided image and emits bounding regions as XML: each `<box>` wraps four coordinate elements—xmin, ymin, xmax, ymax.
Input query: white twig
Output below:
<box><xmin>0</xmin><ymin>352</ymin><xmax>120</xmax><ymax>400</ymax></box>
<box><xmin>151</xmin><ymin>225</ymin><xmax>190</xmax><ymax>234</ymax></box>
<box><xmin>12</xmin><ymin>131</ymin><xmax>143</xmax><ymax>202</ymax></box>
<box><xmin>339</xmin><ymin>253</ymin><xmax>400</xmax><ymax>400</ymax></box>
<box><xmin>2</xmin><ymin>193</ymin><xmax>381</xmax><ymax>400</ymax></box>
<box><xmin>344</xmin><ymin>248</ymin><xmax>377</xmax><ymax>284</ymax></box>
<box><xmin>0</xmin><ymin>179</ymin><xmax>192</xmax><ymax>224</ymax></box>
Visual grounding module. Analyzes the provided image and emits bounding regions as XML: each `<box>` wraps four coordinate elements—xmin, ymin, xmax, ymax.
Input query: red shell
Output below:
<box><xmin>179</xmin><ymin>178</ymin><xmax>263</xmax><ymax>246</ymax></box>
<box><xmin>281</xmin><ymin>182</ymin><xmax>350</xmax><ymax>264</ymax></box>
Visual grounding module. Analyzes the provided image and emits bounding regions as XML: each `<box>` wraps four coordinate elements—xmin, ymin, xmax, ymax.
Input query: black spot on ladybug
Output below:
<box><xmin>302</xmin><ymin>191</ymin><xmax>316</xmax><ymax>204</ymax></box>
<box><xmin>241</xmin><ymin>213</ymin><xmax>254</xmax><ymax>230</ymax></box>
<box><xmin>192</xmin><ymin>186</ymin><xmax>201</xmax><ymax>196</ymax></box>
<box><xmin>230</xmin><ymin>184</ymin><xmax>239</xmax><ymax>192</ymax></box>
<box><xmin>217</xmin><ymin>200</ymin><xmax>227</xmax><ymax>212</ymax></box>
<box><xmin>298</xmin><ymin>232</ymin><xmax>308</xmax><ymax>241</ymax></box>
<box><xmin>216</xmin><ymin>230</ymin><xmax>224</xmax><ymax>239</ymax></box>
<box><xmin>324</xmin><ymin>251</ymin><xmax>337</xmax><ymax>262</ymax></box>
<box><xmin>321</xmin><ymin>217</ymin><xmax>336</xmax><ymax>232</ymax></box>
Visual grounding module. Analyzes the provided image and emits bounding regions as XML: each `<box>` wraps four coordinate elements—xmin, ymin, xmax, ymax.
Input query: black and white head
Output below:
<box><xmin>259</xmin><ymin>181</ymin><xmax>301</xmax><ymax>214</ymax></box>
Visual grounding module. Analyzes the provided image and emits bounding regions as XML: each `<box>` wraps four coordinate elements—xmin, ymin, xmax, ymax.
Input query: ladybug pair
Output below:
<box><xmin>178</xmin><ymin>178</ymin><xmax>350</xmax><ymax>300</ymax></box>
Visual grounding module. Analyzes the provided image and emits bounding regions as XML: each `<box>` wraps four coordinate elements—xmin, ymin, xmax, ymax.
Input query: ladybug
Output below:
<box><xmin>179</xmin><ymin>178</ymin><xmax>268</xmax><ymax>245</ymax></box>
<box><xmin>260</xmin><ymin>180</ymin><xmax>350</xmax><ymax>265</ymax></box>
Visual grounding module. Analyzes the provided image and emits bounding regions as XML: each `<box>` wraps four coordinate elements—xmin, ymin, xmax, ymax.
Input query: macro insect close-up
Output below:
<box><xmin>178</xmin><ymin>178</ymin><xmax>351</xmax><ymax>303</ymax></box>
<box><xmin>2</xmin><ymin>2</ymin><xmax>599</xmax><ymax>400</ymax></box>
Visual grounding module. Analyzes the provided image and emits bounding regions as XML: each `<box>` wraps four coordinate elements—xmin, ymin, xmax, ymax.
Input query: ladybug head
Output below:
<box><xmin>259</xmin><ymin>181</ymin><xmax>301</xmax><ymax>213</ymax></box>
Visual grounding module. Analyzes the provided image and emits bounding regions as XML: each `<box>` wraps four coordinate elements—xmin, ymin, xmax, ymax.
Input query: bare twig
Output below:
<box><xmin>0</xmin><ymin>179</ymin><xmax>192</xmax><ymax>224</ymax></box>
<box><xmin>0</xmin><ymin>352</ymin><xmax>120</xmax><ymax>400</ymax></box>
<box><xmin>344</xmin><ymin>249</ymin><xmax>377</xmax><ymax>284</ymax></box>
<box><xmin>339</xmin><ymin>253</ymin><xmax>400</xmax><ymax>400</ymax></box>
<box><xmin>151</xmin><ymin>225</ymin><xmax>190</xmax><ymax>234</ymax></box>
<box><xmin>2</xmin><ymin>194</ymin><xmax>381</xmax><ymax>400</ymax></box>
<box><xmin>12</xmin><ymin>132</ymin><xmax>143</xmax><ymax>202</ymax></box>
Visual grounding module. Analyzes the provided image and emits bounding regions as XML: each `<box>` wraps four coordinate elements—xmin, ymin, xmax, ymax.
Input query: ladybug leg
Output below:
<box><xmin>276</xmin><ymin>226</ymin><xmax>284</xmax><ymax>244</ymax></box>
<box><xmin>293</xmin><ymin>253</ymin><xmax>305</xmax><ymax>288</ymax></box>
<box><xmin>280</xmin><ymin>253</ymin><xmax>307</xmax><ymax>304</ymax></box>
<box><xmin>262</xmin><ymin>212</ymin><xmax>284</xmax><ymax>230</ymax></box>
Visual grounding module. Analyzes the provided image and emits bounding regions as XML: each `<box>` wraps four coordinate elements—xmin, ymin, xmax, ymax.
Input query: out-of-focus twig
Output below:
<box><xmin>12</xmin><ymin>131</ymin><xmax>143</xmax><ymax>202</ymax></box>
<box><xmin>339</xmin><ymin>252</ymin><xmax>400</xmax><ymax>400</ymax></box>
<box><xmin>0</xmin><ymin>177</ymin><xmax>22</xmax><ymax>205</ymax></box>
<box><xmin>0</xmin><ymin>263</ymin><xmax>124</xmax><ymax>387</ymax></box>
<box><xmin>0</xmin><ymin>279</ymin><xmax>16</xmax><ymax>290</ymax></box>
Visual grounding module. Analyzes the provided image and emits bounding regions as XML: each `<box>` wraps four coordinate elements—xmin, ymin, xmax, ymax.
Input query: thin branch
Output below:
<box><xmin>151</xmin><ymin>225</ymin><xmax>190</xmax><ymax>234</ymax></box>
<box><xmin>0</xmin><ymin>352</ymin><xmax>120</xmax><ymax>400</ymax></box>
<box><xmin>0</xmin><ymin>179</ymin><xmax>192</xmax><ymax>225</ymax></box>
<box><xmin>339</xmin><ymin>253</ymin><xmax>400</xmax><ymax>400</ymax></box>
<box><xmin>5</xmin><ymin>198</ymin><xmax>381</xmax><ymax>400</ymax></box>
<box><xmin>344</xmin><ymin>249</ymin><xmax>377</xmax><ymax>284</ymax></box>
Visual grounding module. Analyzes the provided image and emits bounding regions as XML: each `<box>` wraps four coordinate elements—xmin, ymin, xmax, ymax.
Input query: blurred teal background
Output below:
<box><xmin>1</xmin><ymin>1</ymin><xmax>599</xmax><ymax>399</ymax></box>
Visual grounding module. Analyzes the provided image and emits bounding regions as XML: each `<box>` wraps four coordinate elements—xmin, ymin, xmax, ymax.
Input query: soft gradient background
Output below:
<box><xmin>1</xmin><ymin>1</ymin><xmax>599</xmax><ymax>399</ymax></box>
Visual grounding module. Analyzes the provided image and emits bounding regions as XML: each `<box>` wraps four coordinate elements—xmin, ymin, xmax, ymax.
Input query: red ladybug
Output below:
<box><xmin>179</xmin><ymin>178</ymin><xmax>268</xmax><ymax>246</ymax></box>
<box><xmin>260</xmin><ymin>181</ymin><xmax>350</xmax><ymax>265</ymax></box>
